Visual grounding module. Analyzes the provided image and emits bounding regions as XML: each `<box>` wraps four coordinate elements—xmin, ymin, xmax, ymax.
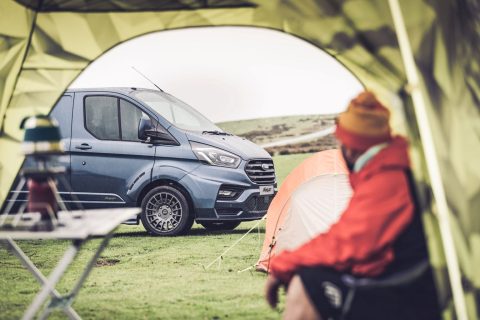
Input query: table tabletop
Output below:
<box><xmin>0</xmin><ymin>208</ymin><xmax>140</xmax><ymax>240</ymax></box>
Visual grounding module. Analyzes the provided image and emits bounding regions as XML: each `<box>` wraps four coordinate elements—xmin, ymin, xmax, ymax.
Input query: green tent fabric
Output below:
<box><xmin>0</xmin><ymin>0</ymin><xmax>478</xmax><ymax>318</ymax></box>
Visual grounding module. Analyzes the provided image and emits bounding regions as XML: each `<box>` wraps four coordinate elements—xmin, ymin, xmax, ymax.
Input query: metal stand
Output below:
<box><xmin>0</xmin><ymin>157</ymin><xmax>72</xmax><ymax>230</ymax></box>
<box><xmin>0</xmin><ymin>208</ymin><xmax>140</xmax><ymax>320</ymax></box>
<box><xmin>1</xmin><ymin>238</ymin><xmax>80</xmax><ymax>320</ymax></box>
<box><xmin>1</xmin><ymin>234</ymin><xmax>112</xmax><ymax>320</ymax></box>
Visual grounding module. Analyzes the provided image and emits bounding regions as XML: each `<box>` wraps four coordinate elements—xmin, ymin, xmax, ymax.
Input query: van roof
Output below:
<box><xmin>65</xmin><ymin>87</ymin><xmax>154</xmax><ymax>94</ymax></box>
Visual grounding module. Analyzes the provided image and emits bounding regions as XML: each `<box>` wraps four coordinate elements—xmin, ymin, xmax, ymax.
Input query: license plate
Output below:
<box><xmin>259</xmin><ymin>185</ymin><xmax>274</xmax><ymax>195</ymax></box>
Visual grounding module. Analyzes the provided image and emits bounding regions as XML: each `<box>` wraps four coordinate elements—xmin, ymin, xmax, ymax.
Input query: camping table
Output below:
<box><xmin>0</xmin><ymin>208</ymin><xmax>140</xmax><ymax>320</ymax></box>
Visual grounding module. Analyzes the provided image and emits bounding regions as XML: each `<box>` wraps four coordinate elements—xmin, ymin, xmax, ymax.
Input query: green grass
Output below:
<box><xmin>217</xmin><ymin>114</ymin><xmax>335</xmax><ymax>136</ymax></box>
<box><xmin>0</xmin><ymin>153</ymin><xmax>311</xmax><ymax>320</ymax></box>
<box><xmin>273</xmin><ymin>153</ymin><xmax>312</xmax><ymax>185</ymax></box>
<box><xmin>217</xmin><ymin>114</ymin><xmax>335</xmax><ymax>145</ymax></box>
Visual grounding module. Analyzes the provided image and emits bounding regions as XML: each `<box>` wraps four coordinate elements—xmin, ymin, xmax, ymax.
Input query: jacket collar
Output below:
<box><xmin>353</xmin><ymin>142</ymin><xmax>389</xmax><ymax>173</ymax></box>
<box><xmin>349</xmin><ymin>136</ymin><xmax>410</xmax><ymax>188</ymax></box>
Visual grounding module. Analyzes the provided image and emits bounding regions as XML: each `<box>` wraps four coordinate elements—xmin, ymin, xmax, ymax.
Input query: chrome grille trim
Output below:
<box><xmin>245</xmin><ymin>159</ymin><xmax>275</xmax><ymax>185</ymax></box>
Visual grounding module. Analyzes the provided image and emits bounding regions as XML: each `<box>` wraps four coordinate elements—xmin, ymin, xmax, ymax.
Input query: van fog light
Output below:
<box><xmin>217</xmin><ymin>186</ymin><xmax>244</xmax><ymax>200</ymax></box>
<box><xmin>219</xmin><ymin>190</ymin><xmax>236</xmax><ymax>197</ymax></box>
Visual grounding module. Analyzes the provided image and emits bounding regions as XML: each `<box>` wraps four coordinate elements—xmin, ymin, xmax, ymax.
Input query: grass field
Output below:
<box><xmin>217</xmin><ymin>114</ymin><xmax>335</xmax><ymax>145</ymax></box>
<box><xmin>0</xmin><ymin>153</ymin><xmax>312</xmax><ymax>320</ymax></box>
<box><xmin>217</xmin><ymin>115</ymin><xmax>337</xmax><ymax>156</ymax></box>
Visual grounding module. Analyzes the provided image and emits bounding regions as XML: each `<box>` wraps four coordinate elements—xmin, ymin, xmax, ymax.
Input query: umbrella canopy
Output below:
<box><xmin>0</xmin><ymin>1</ymin><xmax>478</xmax><ymax>317</ymax></box>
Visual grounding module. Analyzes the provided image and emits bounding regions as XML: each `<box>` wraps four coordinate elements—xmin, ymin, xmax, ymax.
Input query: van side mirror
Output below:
<box><xmin>138</xmin><ymin>117</ymin><xmax>153</xmax><ymax>141</ymax></box>
<box><xmin>138</xmin><ymin>117</ymin><xmax>179</xmax><ymax>145</ymax></box>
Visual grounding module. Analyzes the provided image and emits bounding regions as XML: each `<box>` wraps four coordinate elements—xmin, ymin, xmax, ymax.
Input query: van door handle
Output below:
<box><xmin>75</xmin><ymin>143</ymin><xmax>92</xmax><ymax>150</ymax></box>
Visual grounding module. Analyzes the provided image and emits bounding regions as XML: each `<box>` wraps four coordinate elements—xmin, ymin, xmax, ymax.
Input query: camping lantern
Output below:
<box><xmin>21</xmin><ymin>115</ymin><xmax>64</xmax><ymax>156</ymax></box>
<box><xmin>20</xmin><ymin>115</ymin><xmax>65</xmax><ymax>229</ymax></box>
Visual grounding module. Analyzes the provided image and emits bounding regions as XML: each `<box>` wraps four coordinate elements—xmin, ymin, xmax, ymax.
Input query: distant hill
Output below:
<box><xmin>217</xmin><ymin>114</ymin><xmax>339</xmax><ymax>155</ymax></box>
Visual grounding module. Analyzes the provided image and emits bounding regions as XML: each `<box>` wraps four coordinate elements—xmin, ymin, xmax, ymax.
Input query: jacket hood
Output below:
<box><xmin>350</xmin><ymin>136</ymin><xmax>410</xmax><ymax>185</ymax></box>
<box><xmin>185</xmin><ymin>131</ymin><xmax>271</xmax><ymax>160</ymax></box>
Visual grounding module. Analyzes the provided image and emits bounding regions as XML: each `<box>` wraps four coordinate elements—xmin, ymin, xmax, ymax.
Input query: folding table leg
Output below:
<box><xmin>22</xmin><ymin>240</ymin><xmax>83</xmax><ymax>320</ymax></box>
<box><xmin>68</xmin><ymin>233</ymin><xmax>113</xmax><ymax>300</ymax></box>
<box><xmin>0</xmin><ymin>239</ymin><xmax>81</xmax><ymax>320</ymax></box>
<box><xmin>38</xmin><ymin>234</ymin><xmax>114</xmax><ymax>320</ymax></box>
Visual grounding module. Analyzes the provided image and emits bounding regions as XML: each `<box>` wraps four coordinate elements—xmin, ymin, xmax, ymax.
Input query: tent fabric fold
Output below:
<box><xmin>0</xmin><ymin>0</ymin><xmax>478</xmax><ymax>317</ymax></box>
<box><xmin>14</xmin><ymin>0</ymin><xmax>257</xmax><ymax>12</ymax></box>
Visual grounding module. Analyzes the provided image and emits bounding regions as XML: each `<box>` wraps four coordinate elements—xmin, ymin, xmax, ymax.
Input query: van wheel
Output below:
<box><xmin>140</xmin><ymin>185</ymin><xmax>193</xmax><ymax>236</ymax></box>
<box><xmin>200</xmin><ymin>221</ymin><xmax>241</xmax><ymax>231</ymax></box>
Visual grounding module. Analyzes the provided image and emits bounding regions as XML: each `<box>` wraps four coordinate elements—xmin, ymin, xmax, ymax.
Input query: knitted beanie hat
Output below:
<box><xmin>335</xmin><ymin>91</ymin><xmax>392</xmax><ymax>151</ymax></box>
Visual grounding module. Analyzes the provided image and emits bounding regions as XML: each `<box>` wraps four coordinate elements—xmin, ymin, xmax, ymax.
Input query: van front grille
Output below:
<box><xmin>246</xmin><ymin>195</ymin><xmax>273</xmax><ymax>212</ymax></box>
<box><xmin>245</xmin><ymin>159</ymin><xmax>275</xmax><ymax>185</ymax></box>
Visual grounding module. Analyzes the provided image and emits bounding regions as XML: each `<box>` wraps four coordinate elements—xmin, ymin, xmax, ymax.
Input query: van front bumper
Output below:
<box><xmin>178</xmin><ymin>165</ymin><xmax>276</xmax><ymax>222</ymax></box>
<box><xmin>196</xmin><ymin>191</ymin><xmax>275</xmax><ymax>221</ymax></box>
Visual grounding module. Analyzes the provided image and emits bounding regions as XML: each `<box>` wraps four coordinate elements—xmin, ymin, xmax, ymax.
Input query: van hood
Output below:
<box><xmin>185</xmin><ymin>131</ymin><xmax>271</xmax><ymax>160</ymax></box>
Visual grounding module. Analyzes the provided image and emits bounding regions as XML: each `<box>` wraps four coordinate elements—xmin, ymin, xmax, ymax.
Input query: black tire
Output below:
<box><xmin>140</xmin><ymin>185</ymin><xmax>193</xmax><ymax>236</ymax></box>
<box><xmin>200</xmin><ymin>221</ymin><xmax>241</xmax><ymax>231</ymax></box>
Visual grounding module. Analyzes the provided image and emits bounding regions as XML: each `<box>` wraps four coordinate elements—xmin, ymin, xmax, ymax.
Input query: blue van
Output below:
<box><xmin>10</xmin><ymin>88</ymin><xmax>276</xmax><ymax>236</ymax></box>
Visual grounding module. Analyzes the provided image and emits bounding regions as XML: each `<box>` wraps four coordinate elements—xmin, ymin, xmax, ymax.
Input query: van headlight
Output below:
<box><xmin>191</xmin><ymin>142</ymin><xmax>241</xmax><ymax>168</ymax></box>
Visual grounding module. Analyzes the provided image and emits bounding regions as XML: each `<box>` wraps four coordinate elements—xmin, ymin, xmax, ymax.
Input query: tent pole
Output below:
<box><xmin>387</xmin><ymin>0</ymin><xmax>468</xmax><ymax>319</ymax></box>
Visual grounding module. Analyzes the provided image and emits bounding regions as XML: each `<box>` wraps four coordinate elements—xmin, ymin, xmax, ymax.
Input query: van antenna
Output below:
<box><xmin>131</xmin><ymin>66</ymin><xmax>164</xmax><ymax>92</ymax></box>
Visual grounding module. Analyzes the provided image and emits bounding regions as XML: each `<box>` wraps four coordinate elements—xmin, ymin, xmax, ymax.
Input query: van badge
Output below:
<box><xmin>259</xmin><ymin>185</ymin><xmax>274</xmax><ymax>195</ymax></box>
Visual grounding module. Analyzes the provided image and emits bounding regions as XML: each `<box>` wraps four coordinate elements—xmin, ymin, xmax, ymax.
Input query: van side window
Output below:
<box><xmin>120</xmin><ymin>99</ymin><xmax>144</xmax><ymax>141</ymax></box>
<box><xmin>85</xmin><ymin>96</ymin><xmax>149</xmax><ymax>141</ymax></box>
<box><xmin>85</xmin><ymin>96</ymin><xmax>120</xmax><ymax>140</ymax></box>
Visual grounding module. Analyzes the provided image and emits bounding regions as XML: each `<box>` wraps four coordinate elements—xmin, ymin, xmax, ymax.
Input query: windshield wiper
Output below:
<box><xmin>202</xmin><ymin>130</ymin><xmax>231</xmax><ymax>136</ymax></box>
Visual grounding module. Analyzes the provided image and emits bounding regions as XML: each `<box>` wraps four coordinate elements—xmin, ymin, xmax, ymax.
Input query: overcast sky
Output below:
<box><xmin>70</xmin><ymin>27</ymin><xmax>363</xmax><ymax>123</ymax></box>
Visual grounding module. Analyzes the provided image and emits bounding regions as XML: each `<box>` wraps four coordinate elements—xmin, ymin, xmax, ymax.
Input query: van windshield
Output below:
<box><xmin>132</xmin><ymin>90</ymin><xmax>221</xmax><ymax>132</ymax></box>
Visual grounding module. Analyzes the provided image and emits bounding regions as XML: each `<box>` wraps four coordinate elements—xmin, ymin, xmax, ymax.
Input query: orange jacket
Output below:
<box><xmin>270</xmin><ymin>137</ymin><xmax>415</xmax><ymax>283</ymax></box>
